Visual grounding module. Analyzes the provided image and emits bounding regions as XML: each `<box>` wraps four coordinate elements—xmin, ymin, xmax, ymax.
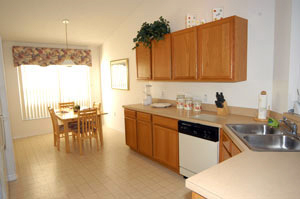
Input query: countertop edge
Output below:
<box><xmin>186</xmin><ymin>180</ymin><xmax>222</xmax><ymax>199</ymax></box>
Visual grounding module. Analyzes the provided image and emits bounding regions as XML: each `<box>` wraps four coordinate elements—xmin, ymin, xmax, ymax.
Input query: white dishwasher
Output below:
<box><xmin>178</xmin><ymin>120</ymin><xmax>219</xmax><ymax>178</ymax></box>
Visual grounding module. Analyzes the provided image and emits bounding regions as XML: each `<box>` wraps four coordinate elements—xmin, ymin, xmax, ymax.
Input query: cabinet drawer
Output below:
<box><xmin>153</xmin><ymin>115</ymin><xmax>178</xmax><ymax>131</ymax></box>
<box><xmin>137</xmin><ymin>112</ymin><xmax>151</xmax><ymax>122</ymax></box>
<box><xmin>222</xmin><ymin>131</ymin><xmax>231</xmax><ymax>152</ymax></box>
<box><xmin>124</xmin><ymin>109</ymin><xmax>136</xmax><ymax>119</ymax></box>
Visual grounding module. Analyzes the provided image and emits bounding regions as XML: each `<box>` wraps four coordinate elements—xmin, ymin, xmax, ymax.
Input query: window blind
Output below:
<box><xmin>18</xmin><ymin>65</ymin><xmax>91</xmax><ymax>120</ymax></box>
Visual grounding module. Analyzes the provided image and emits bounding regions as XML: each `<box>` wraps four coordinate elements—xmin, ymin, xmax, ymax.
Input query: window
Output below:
<box><xmin>18</xmin><ymin>65</ymin><xmax>91</xmax><ymax>120</ymax></box>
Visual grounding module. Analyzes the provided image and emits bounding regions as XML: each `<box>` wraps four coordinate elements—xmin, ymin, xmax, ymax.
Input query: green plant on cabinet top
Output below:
<box><xmin>133</xmin><ymin>16</ymin><xmax>171</xmax><ymax>49</ymax></box>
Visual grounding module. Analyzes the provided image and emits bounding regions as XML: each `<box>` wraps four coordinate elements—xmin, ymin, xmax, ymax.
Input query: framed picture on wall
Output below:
<box><xmin>110</xmin><ymin>58</ymin><xmax>129</xmax><ymax>90</ymax></box>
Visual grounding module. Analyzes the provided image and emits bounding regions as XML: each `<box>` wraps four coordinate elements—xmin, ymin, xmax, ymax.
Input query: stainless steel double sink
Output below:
<box><xmin>227</xmin><ymin>124</ymin><xmax>300</xmax><ymax>152</ymax></box>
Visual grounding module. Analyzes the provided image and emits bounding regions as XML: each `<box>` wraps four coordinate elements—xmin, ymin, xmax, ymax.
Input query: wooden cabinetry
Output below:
<box><xmin>151</xmin><ymin>34</ymin><xmax>172</xmax><ymax>80</ymax></box>
<box><xmin>135</xmin><ymin>16</ymin><xmax>247</xmax><ymax>82</ymax></box>
<box><xmin>192</xmin><ymin>192</ymin><xmax>206</xmax><ymax>199</ymax></box>
<box><xmin>219</xmin><ymin>129</ymin><xmax>241</xmax><ymax>162</ymax></box>
<box><xmin>171</xmin><ymin>27</ymin><xmax>197</xmax><ymax>80</ymax></box>
<box><xmin>124</xmin><ymin>109</ymin><xmax>137</xmax><ymax>150</ymax></box>
<box><xmin>152</xmin><ymin>115</ymin><xmax>179</xmax><ymax>172</ymax></box>
<box><xmin>136</xmin><ymin>44</ymin><xmax>151</xmax><ymax>80</ymax></box>
<box><xmin>124</xmin><ymin>110</ymin><xmax>179</xmax><ymax>172</ymax></box>
<box><xmin>137</xmin><ymin>112</ymin><xmax>152</xmax><ymax>157</ymax></box>
<box><xmin>197</xmin><ymin>16</ymin><xmax>247</xmax><ymax>81</ymax></box>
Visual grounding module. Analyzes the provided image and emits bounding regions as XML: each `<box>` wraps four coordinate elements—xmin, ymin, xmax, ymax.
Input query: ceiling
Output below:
<box><xmin>0</xmin><ymin>0</ymin><xmax>144</xmax><ymax>46</ymax></box>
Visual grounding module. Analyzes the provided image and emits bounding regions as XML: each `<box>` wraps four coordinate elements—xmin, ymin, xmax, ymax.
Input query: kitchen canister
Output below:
<box><xmin>176</xmin><ymin>94</ymin><xmax>185</xmax><ymax>109</ymax></box>
<box><xmin>193</xmin><ymin>99</ymin><xmax>202</xmax><ymax>112</ymax></box>
<box><xmin>184</xmin><ymin>97</ymin><xmax>193</xmax><ymax>111</ymax></box>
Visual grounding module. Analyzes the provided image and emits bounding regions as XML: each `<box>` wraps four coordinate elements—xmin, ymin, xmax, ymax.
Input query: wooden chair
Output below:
<box><xmin>59</xmin><ymin>102</ymin><xmax>75</xmax><ymax>109</ymax></box>
<box><xmin>48</xmin><ymin>107</ymin><xmax>76</xmax><ymax>151</ymax></box>
<box><xmin>93</xmin><ymin>102</ymin><xmax>103</xmax><ymax>145</ymax></box>
<box><xmin>73</xmin><ymin>108</ymin><xmax>99</xmax><ymax>155</ymax></box>
<box><xmin>93</xmin><ymin>102</ymin><xmax>102</xmax><ymax>111</ymax></box>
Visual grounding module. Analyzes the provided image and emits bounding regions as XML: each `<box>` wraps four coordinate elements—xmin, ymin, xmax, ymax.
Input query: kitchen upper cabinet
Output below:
<box><xmin>136</xmin><ymin>44</ymin><xmax>152</xmax><ymax>80</ymax></box>
<box><xmin>124</xmin><ymin>109</ymin><xmax>137</xmax><ymax>150</ymax></box>
<box><xmin>137</xmin><ymin>112</ymin><xmax>153</xmax><ymax>157</ymax></box>
<box><xmin>151</xmin><ymin>34</ymin><xmax>172</xmax><ymax>80</ymax></box>
<box><xmin>152</xmin><ymin>115</ymin><xmax>179</xmax><ymax>172</ymax></box>
<box><xmin>171</xmin><ymin>27</ymin><xmax>197</xmax><ymax>80</ymax></box>
<box><xmin>197</xmin><ymin>16</ymin><xmax>247</xmax><ymax>82</ymax></box>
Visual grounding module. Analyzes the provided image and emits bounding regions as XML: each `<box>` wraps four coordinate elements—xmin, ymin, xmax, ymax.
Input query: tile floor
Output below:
<box><xmin>9</xmin><ymin>127</ymin><xmax>191</xmax><ymax>199</ymax></box>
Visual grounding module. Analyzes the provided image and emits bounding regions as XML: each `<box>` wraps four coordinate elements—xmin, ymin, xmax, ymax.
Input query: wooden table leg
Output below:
<box><xmin>99</xmin><ymin>116</ymin><xmax>103</xmax><ymax>146</ymax></box>
<box><xmin>64</xmin><ymin>121</ymin><xmax>70</xmax><ymax>153</ymax></box>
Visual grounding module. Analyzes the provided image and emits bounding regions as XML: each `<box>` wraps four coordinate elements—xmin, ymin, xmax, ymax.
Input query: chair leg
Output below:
<box><xmin>54</xmin><ymin>132</ymin><xmax>57</xmax><ymax>146</ymax></box>
<box><xmin>72</xmin><ymin>133</ymin><xmax>76</xmax><ymax>150</ymax></box>
<box><xmin>95</xmin><ymin>135</ymin><xmax>99</xmax><ymax>151</ymax></box>
<box><xmin>57</xmin><ymin>134</ymin><xmax>60</xmax><ymax>151</ymax></box>
<box><xmin>89</xmin><ymin>137</ymin><xmax>92</xmax><ymax>149</ymax></box>
<box><xmin>79</xmin><ymin>136</ymin><xmax>83</xmax><ymax>155</ymax></box>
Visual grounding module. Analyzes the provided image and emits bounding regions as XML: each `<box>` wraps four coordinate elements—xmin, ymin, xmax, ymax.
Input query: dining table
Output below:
<box><xmin>54</xmin><ymin>108</ymin><xmax>107</xmax><ymax>153</ymax></box>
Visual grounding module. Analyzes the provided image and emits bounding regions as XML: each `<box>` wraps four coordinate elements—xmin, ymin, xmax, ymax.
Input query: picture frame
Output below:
<box><xmin>110</xmin><ymin>58</ymin><xmax>129</xmax><ymax>90</ymax></box>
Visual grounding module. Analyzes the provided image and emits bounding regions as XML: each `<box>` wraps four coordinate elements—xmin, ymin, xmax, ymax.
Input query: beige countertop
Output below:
<box><xmin>123</xmin><ymin>104</ymin><xmax>300</xmax><ymax>199</ymax></box>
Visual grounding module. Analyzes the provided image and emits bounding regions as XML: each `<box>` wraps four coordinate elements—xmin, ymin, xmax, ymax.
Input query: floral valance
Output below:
<box><xmin>12</xmin><ymin>46</ymin><xmax>92</xmax><ymax>67</ymax></box>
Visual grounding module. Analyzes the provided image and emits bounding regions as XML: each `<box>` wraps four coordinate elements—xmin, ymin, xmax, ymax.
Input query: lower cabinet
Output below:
<box><xmin>124</xmin><ymin>109</ymin><xmax>179</xmax><ymax>172</ymax></box>
<box><xmin>153</xmin><ymin>124</ymin><xmax>179</xmax><ymax>172</ymax></box>
<box><xmin>192</xmin><ymin>192</ymin><xmax>206</xmax><ymax>199</ymax></box>
<box><xmin>124</xmin><ymin>110</ymin><xmax>137</xmax><ymax>150</ymax></box>
<box><xmin>137</xmin><ymin>112</ymin><xmax>152</xmax><ymax>157</ymax></box>
<box><xmin>219</xmin><ymin>129</ymin><xmax>241</xmax><ymax>162</ymax></box>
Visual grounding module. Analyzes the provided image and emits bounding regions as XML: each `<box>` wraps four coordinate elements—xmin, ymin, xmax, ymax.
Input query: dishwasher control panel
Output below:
<box><xmin>178</xmin><ymin>120</ymin><xmax>219</xmax><ymax>142</ymax></box>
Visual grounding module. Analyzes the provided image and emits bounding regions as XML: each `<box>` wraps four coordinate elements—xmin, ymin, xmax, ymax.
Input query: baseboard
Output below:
<box><xmin>7</xmin><ymin>173</ymin><xmax>17</xmax><ymax>181</ymax></box>
<box><xmin>13</xmin><ymin>132</ymin><xmax>52</xmax><ymax>139</ymax></box>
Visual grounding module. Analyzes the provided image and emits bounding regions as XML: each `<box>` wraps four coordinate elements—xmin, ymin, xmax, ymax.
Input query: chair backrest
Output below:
<box><xmin>59</xmin><ymin>102</ymin><xmax>75</xmax><ymax>109</ymax></box>
<box><xmin>93</xmin><ymin>102</ymin><xmax>102</xmax><ymax>111</ymax></box>
<box><xmin>77</xmin><ymin>108</ymin><xmax>98</xmax><ymax>138</ymax></box>
<box><xmin>48</xmin><ymin>107</ymin><xmax>59</xmax><ymax>134</ymax></box>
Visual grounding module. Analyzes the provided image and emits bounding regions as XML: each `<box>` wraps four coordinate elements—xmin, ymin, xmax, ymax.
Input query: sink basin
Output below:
<box><xmin>227</xmin><ymin>124</ymin><xmax>284</xmax><ymax>135</ymax></box>
<box><xmin>243</xmin><ymin>135</ymin><xmax>300</xmax><ymax>151</ymax></box>
<box><xmin>226</xmin><ymin>124</ymin><xmax>300</xmax><ymax>152</ymax></box>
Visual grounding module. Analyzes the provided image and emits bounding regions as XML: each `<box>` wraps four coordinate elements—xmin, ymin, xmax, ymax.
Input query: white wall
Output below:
<box><xmin>2</xmin><ymin>41</ymin><xmax>102</xmax><ymax>138</ymax></box>
<box><xmin>100</xmin><ymin>0</ymin><xmax>276</xmax><ymax>132</ymax></box>
<box><xmin>272</xmin><ymin>0</ymin><xmax>292</xmax><ymax>113</ymax></box>
<box><xmin>288</xmin><ymin>0</ymin><xmax>300</xmax><ymax>109</ymax></box>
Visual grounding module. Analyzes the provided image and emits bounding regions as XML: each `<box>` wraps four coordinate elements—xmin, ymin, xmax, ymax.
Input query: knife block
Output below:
<box><xmin>217</xmin><ymin>101</ymin><xmax>229</xmax><ymax>116</ymax></box>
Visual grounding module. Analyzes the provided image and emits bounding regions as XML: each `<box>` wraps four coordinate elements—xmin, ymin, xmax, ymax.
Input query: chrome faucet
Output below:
<box><xmin>280</xmin><ymin>117</ymin><xmax>298</xmax><ymax>135</ymax></box>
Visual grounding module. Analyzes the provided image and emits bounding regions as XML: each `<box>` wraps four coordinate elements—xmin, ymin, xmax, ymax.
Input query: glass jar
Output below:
<box><xmin>176</xmin><ymin>95</ymin><xmax>185</xmax><ymax>109</ymax></box>
<box><xmin>193</xmin><ymin>99</ymin><xmax>202</xmax><ymax>112</ymax></box>
<box><xmin>184</xmin><ymin>97</ymin><xmax>193</xmax><ymax>111</ymax></box>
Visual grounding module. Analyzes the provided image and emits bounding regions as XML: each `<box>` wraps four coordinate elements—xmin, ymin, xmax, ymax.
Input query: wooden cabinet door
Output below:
<box><xmin>125</xmin><ymin>117</ymin><xmax>137</xmax><ymax>150</ymax></box>
<box><xmin>231</xmin><ymin>142</ymin><xmax>241</xmax><ymax>157</ymax></box>
<box><xmin>153</xmin><ymin>125</ymin><xmax>179</xmax><ymax>171</ymax></box>
<box><xmin>152</xmin><ymin>34</ymin><xmax>172</xmax><ymax>80</ymax></box>
<box><xmin>197</xmin><ymin>18</ymin><xmax>233</xmax><ymax>81</ymax></box>
<box><xmin>136</xmin><ymin>44</ymin><xmax>151</xmax><ymax>80</ymax></box>
<box><xmin>137</xmin><ymin>120</ymin><xmax>153</xmax><ymax>157</ymax></box>
<box><xmin>192</xmin><ymin>192</ymin><xmax>206</xmax><ymax>199</ymax></box>
<box><xmin>220</xmin><ymin>145</ymin><xmax>231</xmax><ymax>163</ymax></box>
<box><xmin>171</xmin><ymin>27</ymin><xmax>197</xmax><ymax>80</ymax></box>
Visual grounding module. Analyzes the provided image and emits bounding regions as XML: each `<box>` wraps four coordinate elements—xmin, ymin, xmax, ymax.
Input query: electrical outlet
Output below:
<box><xmin>114</xmin><ymin>112</ymin><xmax>116</xmax><ymax>117</ymax></box>
<box><xmin>161</xmin><ymin>91</ymin><xmax>165</xmax><ymax>98</ymax></box>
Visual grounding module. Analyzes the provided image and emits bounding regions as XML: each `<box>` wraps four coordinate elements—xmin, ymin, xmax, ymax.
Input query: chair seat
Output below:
<box><xmin>57</xmin><ymin>123</ymin><xmax>78</xmax><ymax>133</ymax></box>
